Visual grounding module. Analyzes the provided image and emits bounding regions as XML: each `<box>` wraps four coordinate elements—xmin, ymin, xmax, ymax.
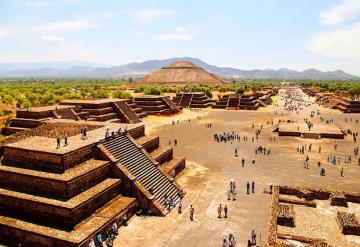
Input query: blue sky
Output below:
<box><xmin>0</xmin><ymin>0</ymin><xmax>360</xmax><ymax>75</ymax></box>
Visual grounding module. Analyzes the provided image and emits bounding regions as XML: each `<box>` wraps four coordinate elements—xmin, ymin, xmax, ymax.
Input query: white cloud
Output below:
<box><xmin>42</xmin><ymin>19</ymin><xmax>95</xmax><ymax>31</ymax></box>
<box><xmin>131</xmin><ymin>27</ymin><xmax>197</xmax><ymax>41</ymax></box>
<box><xmin>158</xmin><ymin>27</ymin><xmax>197</xmax><ymax>41</ymax></box>
<box><xmin>0</xmin><ymin>27</ymin><xmax>14</xmax><ymax>38</ymax></box>
<box><xmin>320</xmin><ymin>0</ymin><xmax>360</xmax><ymax>25</ymax></box>
<box><xmin>41</xmin><ymin>35</ymin><xmax>64</xmax><ymax>43</ymax></box>
<box><xmin>307</xmin><ymin>22</ymin><xmax>360</xmax><ymax>59</ymax></box>
<box><xmin>25</xmin><ymin>0</ymin><xmax>51</xmax><ymax>8</ymax></box>
<box><xmin>133</xmin><ymin>9</ymin><xmax>173</xmax><ymax>22</ymax></box>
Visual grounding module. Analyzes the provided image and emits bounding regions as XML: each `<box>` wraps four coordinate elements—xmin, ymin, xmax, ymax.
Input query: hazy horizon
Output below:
<box><xmin>1</xmin><ymin>0</ymin><xmax>360</xmax><ymax>75</ymax></box>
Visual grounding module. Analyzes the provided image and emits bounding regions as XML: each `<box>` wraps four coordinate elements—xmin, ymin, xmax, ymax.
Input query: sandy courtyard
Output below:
<box><xmin>115</xmin><ymin>90</ymin><xmax>360</xmax><ymax>247</ymax></box>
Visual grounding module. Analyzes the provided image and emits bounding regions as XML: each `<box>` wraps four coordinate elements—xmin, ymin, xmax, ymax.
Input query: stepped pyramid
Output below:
<box><xmin>134</xmin><ymin>61</ymin><xmax>227</xmax><ymax>86</ymax></box>
<box><xmin>0</xmin><ymin>119</ymin><xmax>185</xmax><ymax>246</ymax></box>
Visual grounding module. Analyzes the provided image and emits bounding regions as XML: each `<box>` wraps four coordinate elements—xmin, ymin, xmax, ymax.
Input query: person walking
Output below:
<box><xmin>246</xmin><ymin>182</ymin><xmax>250</xmax><ymax>194</ymax></box>
<box><xmin>251</xmin><ymin>181</ymin><xmax>255</xmax><ymax>193</ymax></box>
<box><xmin>190</xmin><ymin>205</ymin><xmax>194</xmax><ymax>221</ymax></box>
<box><xmin>56</xmin><ymin>137</ymin><xmax>61</xmax><ymax>149</ymax></box>
<box><xmin>217</xmin><ymin>204</ymin><xmax>222</xmax><ymax>218</ymax></box>
<box><xmin>251</xmin><ymin>229</ymin><xmax>257</xmax><ymax>244</ymax></box>
<box><xmin>224</xmin><ymin>205</ymin><xmax>228</xmax><ymax>218</ymax></box>
<box><xmin>178</xmin><ymin>200</ymin><xmax>182</xmax><ymax>214</ymax></box>
<box><xmin>64</xmin><ymin>133</ymin><xmax>68</xmax><ymax>147</ymax></box>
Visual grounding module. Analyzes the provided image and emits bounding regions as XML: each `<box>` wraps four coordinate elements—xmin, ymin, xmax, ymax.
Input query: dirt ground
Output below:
<box><xmin>115</xmin><ymin>89</ymin><xmax>360</xmax><ymax>247</ymax></box>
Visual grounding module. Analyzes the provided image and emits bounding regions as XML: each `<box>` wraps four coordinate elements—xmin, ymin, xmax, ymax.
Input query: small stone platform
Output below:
<box><xmin>274</xmin><ymin>123</ymin><xmax>344</xmax><ymax>139</ymax></box>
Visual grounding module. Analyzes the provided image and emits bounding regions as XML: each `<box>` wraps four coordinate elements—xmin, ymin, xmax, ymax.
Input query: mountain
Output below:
<box><xmin>0</xmin><ymin>57</ymin><xmax>358</xmax><ymax>80</ymax></box>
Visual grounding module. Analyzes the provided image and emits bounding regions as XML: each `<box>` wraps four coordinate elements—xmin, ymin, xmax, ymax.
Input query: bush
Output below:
<box><xmin>112</xmin><ymin>90</ymin><xmax>132</xmax><ymax>99</ymax></box>
<box><xmin>135</xmin><ymin>86</ymin><xmax>145</xmax><ymax>93</ymax></box>
<box><xmin>143</xmin><ymin>87</ymin><xmax>161</xmax><ymax>95</ymax></box>
<box><xmin>91</xmin><ymin>89</ymin><xmax>109</xmax><ymax>99</ymax></box>
<box><xmin>235</xmin><ymin>85</ymin><xmax>245</xmax><ymax>94</ymax></box>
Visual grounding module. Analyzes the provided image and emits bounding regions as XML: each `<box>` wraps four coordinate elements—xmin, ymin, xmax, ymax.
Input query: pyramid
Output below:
<box><xmin>134</xmin><ymin>61</ymin><xmax>227</xmax><ymax>86</ymax></box>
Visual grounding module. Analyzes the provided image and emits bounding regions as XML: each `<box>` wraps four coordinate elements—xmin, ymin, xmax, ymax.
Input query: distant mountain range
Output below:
<box><xmin>0</xmin><ymin>57</ymin><xmax>358</xmax><ymax>80</ymax></box>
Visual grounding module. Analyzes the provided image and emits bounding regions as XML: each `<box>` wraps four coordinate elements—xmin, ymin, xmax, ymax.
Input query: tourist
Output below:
<box><xmin>111</xmin><ymin>221</ymin><xmax>118</xmax><ymax>236</ymax></box>
<box><xmin>228</xmin><ymin>233</ymin><xmax>236</xmax><ymax>247</ymax></box>
<box><xmin>96</xmin><ymin>233</ymin><xmax>102</xmax><ymax>246</ymax></box>
<box><xmin>88</xmin><ymin>239</ymin><xmax>95</xmax><ymax>247</ymax></box>
<box><xmin>56</xmin><ymin>137</ymin><xmax>61</xmax><ymax>149</ymax></box>
<box><xmin>174</xmin><ymin>139</ymin><xmax>177</xmax><ymax>146</ymax></box>
<box><xmin>320</xmin><ymin>167</ymin><xmax>325</xmax><ymax>176</ymax></box>
<box><xmin>64</xmin><ymin>134</ymin><xmax>68</xmax><ymax>146</ymax></box>
<box><xmin>251</xmin><ymin>229</ymin><xmax>257</xmax><ymax>244</ymax></box>
<box><xmin>122</xmin><ymin>214</ymin><xmax>128</xmax><ymax>226</ymax></box>
<box><xmin>224</xmin><ymin>205</ymin><xmax>228</xmax><ymax>218</ymax></box>
<box><xmin>232</xmin><ymin>189</ymin><xmax>237</xmax><ymax>201</ymax></box>
<box><xmin>105</xmin><ymin>236</ymin><xmax>113</xmax><ymax>247</ymax></box>
<box><xmin>242</xmin><ymin>158</ymin><xmax>245</xmax><ymax>167</ymax></box>
<box><xmin>246</xmin><ymin>181</ymin><xmax>250</xmax><ymax>194</ymax></box>
<box><xmin>178</xmin><ymin>200</ymin><xmax>182</xmax><ymax>214</ymax></box>
<box><xmin>251</xmin><ymin>181</ymin><xmax>255</xmax><ymax>193</ymax></box>
<box><xmin>341</xmin><ymin>167</ymin><xmax>344</xmax><ymax>177</ymax></box>
<box><xmin>105</xmin><ymin>128</ymin><xmax>110</xmax><ymax>140</ymax></box>
<box><xmin>190</xmin><ymin>205</ymin><xmax>194</xmax><ymax>221</ymax></box>
<box><xmin>222</xmin><ymin>239</ymin><xmax>229</xmax><ymax>247</ymax></box>
<box><xmin>84</xmin><ymin>127</ymin><xmax>88</xmax><ymax>139</ymax></box>
<box><xmin>217</xmin><ymin>204</ymin><xmax>222</xmax><ymax>218</ymax></box>
<box><xmin>227</xmin><ymin>189</ymin><xmax>231</xmax><ymax>200</ymax></box>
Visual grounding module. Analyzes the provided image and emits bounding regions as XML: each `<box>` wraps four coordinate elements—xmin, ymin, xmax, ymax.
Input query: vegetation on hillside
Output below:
<box><xmin>0</xmin><ymin>80</ymin><xmax>129</xmax><ymax>108</ymax></box>
<box><xmin>295</xmin><ymin>80</ymin><xmax>360</xmax><ymax>95</ymax></box>
<box><xmin>1</xmin><ymin>79</ymin><xmax>360</xmax><ymax>109</ymax></box>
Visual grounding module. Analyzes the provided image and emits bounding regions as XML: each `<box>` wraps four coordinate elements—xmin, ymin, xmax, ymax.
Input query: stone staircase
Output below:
<box><xmin>173</xmin><ymin>93</ymin><xmax>212</xmax><ymax>108</ymax></box>
<box><xmin>226</xmin><ymin>97</ymin><xmax>240</xmax><ymax>110</ymax></box>
<box><xmin>213</xmin><ymin>96</ymin><xmax>229</xmax><ymax>109</ymax></box>
<box><xmin>100</xmin><ymin>134</ymin><xmax>181</xmax><ymax>213</ymax></box>
<box><xmin>132</xmin><ymin>96</ymin><xmax>179</xmax><ymax>115</ymax></box>
<box><xmin>179</xmin><ymin>94</ymin><xmax>193</xmax><ymax>108</ymax></box>
<box><xmin>112</xmin><ymin>101</ymin><xmax>141</xmax><ymax>124</ymax></box>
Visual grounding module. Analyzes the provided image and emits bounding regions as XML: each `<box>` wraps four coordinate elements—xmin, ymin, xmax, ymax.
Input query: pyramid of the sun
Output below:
<box><xmin>134</xmin><ymin>61</ymin><xmax>227</xmax><ymax>86</ymax></box>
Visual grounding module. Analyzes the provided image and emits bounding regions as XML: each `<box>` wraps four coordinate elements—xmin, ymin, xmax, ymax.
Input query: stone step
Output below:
<box><xmin>0</xmin><ymin>195</ymin><xmax>137</xmax><ymax>247</ymax></box>
<box><xmin>0</xmin><ymin>178</ymin><xmax>121</xmax><ymax>228</ymax></box>
<box><xmin>161</xmin><ymin>157</ymin><xmax>186</xmax><ymax>177</ymax></box>
<box><xmin>150</xmin><ymin>146</ymin><xmax>173</xmax><ymax>165</ymax></box>
<box><xmin>83</xmin><ymin>107</ymin><xmax>114</xmax><ymax>116</ymax></box>
<box><xmin>2</xmin><ymin>126</ymin><xmax>29</xmax><ymax>135</ymax></box>
<box><xmin>0</xmin><ymin>159</ymin><xmax>111</xmax><ymax>199</ymax></box>
<box><xmin>90</xmin><ymin>113</ymin><xmax>118</xmax><ymax>122</ymax></box>
<box><xmin>135</xmin><ymin>135</ymin><xmax>160</xmax><ymax>153</ymax></box>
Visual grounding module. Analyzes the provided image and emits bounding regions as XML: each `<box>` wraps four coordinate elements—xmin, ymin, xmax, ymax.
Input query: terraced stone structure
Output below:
<box><xmin>266</xmin><ymin>185</ymin><xmax>360</xmax><ymax>246</ymax></box>
<box><xmin>213</xmin><ymin>93</ymin><xmax>260</xmax><ymax>110</ymax></box>
<box><xmin>3</xmin><ymin>105</ymin><xmax>84</xmax><ymax>135</ymax></box>
<box><xmin>336</xmin><ymin>97</ymin><xmax>360</xmax><ymax>113</ymax></box>
<box><xmin>3</xmin><ymin>99</ymin><xmax>148</xmax><ymax>136</ymax></box>
<box><xmin>60</xmin><ymin>99</ymin><xmax>145</xmax><ymax>123</ymax></box>
<box><xmin>132</xmin><ymin>95</ymin><xmax>180</xmax><ymax>115</ymax></box>
<box><xmin>256</xmin><ymin>90</ymin><xmax>274</xmax><ymax>107</ymax></box>
<box><xmin>172</xmin><ymin>92</ymin><xmax>213</xmax><ymax>108</ymax></box>
<box><xmin>274</xmin><ymin>123</ymin><xmax>345</xmax><ymax>139</ymax></box>
<box><xmin>0</xmin><ymin>119</ymin><xmax>185</xmax><ymax>246</ymax></box>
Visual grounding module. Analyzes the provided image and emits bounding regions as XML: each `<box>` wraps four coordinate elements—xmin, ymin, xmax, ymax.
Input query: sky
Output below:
<box><xmin>0</xmin><ymin>0</ymin><xmax>360</xmax><ymax>75</ymax></box>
